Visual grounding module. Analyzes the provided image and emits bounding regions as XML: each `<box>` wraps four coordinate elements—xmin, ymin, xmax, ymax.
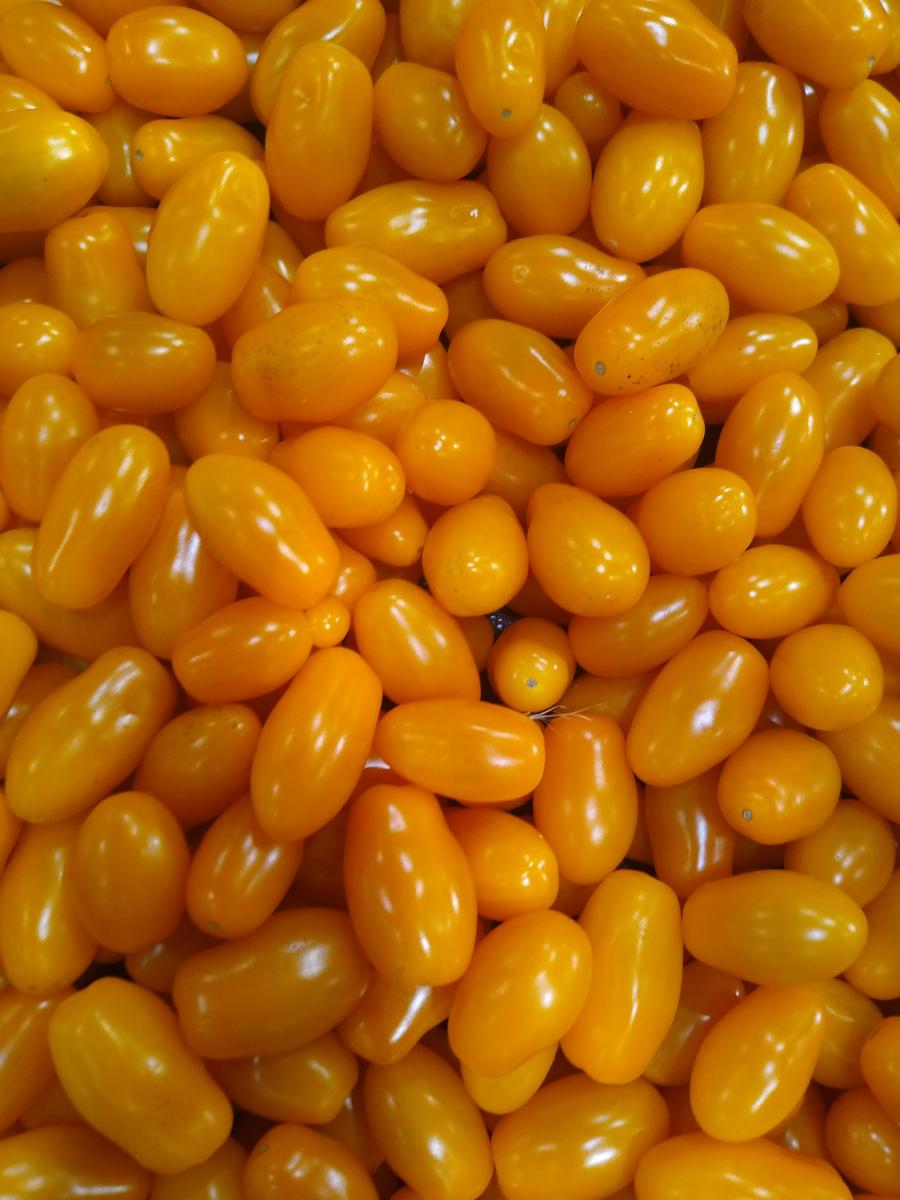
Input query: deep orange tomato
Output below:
<box><xmin>423</xmin><ymin>494</ymin><xmax>529</xmax><ymax>616</ymax></box>
<box><xmin>645</xmin><ymin>768</ymin><xmax>735</xmax><ymax>899</ymax></box>
<box><xmin>0</xmin><ymin>1125</ymin><xmax>151</xmax><ymax>1200</ymax></box>
<box><xmin>44</xmin><ymin>211</ymin><xmax>151</xmax><ymax>328</ymax></box>
<box><xmin>644</xmin><ymin>961</ymin><xmax>745</xmax><ymax>1087</ymax></box>
<box><xmin>708</xmin><ymin>545</ymin><xmax>837</xmax><ymax>639</ymax></box>
<box><xmin>454</xmin><ymin>0</ymin><xmax>546</xmax><ymax>138</ymax></box>
<box><xmin>784</xmin><ymin>799</ymin><xmax>895</xmax><ymax>907</ymax></box>
<box><xmin>243</xmin><ymin>1123</ymin><xmax>377</xmax><ymax>1200</ymax></box>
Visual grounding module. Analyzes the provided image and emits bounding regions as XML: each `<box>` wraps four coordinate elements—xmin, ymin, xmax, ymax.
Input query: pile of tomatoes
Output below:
<box><xmin>2</xmin><ymin>0</ymin><xmax>900</xmax><ymax>1196</ymax></box>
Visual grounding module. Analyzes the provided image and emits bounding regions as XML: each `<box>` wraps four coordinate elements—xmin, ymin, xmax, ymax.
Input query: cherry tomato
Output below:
<box><xmin>839</xmin><ymin>554</ymin><xmax>900</xmax><ymax>657</ymax></box>
<box><xmin>533</xmin><ymin>712</ymin><xmax>637</xmax><ymax>883</ymax></box>
<box><xmin>444</xmin><ymin>808</ymin><xmax>558</xmax><ymax>920</ymax></box>
<box><xmin>5</xmin><ymin>646</ymin><xmax>175</xmax><ymax>824</ymax></box>
<box><xmin>821</xmin><ymin>698</ymin><xmax>900</xmax><ymax>824</ymax></box>
<box><xmin>785</xmin><ymin>164</ymin><xmax>900</xmax><ymax>306</ymax></box>
<box><xmin>807</xmin><ymin>329</ymin><xmax>896</xmax><ymax>450</ymax></box>
<box><xmin>709</xmin><ymin>544</ymin><xmax>837</xmax><ymax>639</ymax></box>
<box><xmin>243</xmin><ymin>1123</ymin><xmax>376</xmax><ymax>1200</ymax></box>
<box><xmin>325</xmin><ymin>181</ymin><xmax>507</xmax><ymax>285</ymax></box>
<box><xmin>682</xmin><ymin>869</ymin><xmax>868</xmax><ymax>984</ymax></box>
<box><xmin>461</xmin><ymin>1044</ymin><xmax>556</xmax><ymax>1116</ymax></box>
<box><xmin>635</xmin><ymin>1130</ymin><xmax>852</xmax><ymax>1200</ymax></box>
<box><xmin>682</xmin><ymin>202</ymin><xmax>839</xmax><ymax>313</ymax></box>
<box><xmin>487</xmin><ymin>617</ymin><xmax>575</xmax><ymax>712</ymax></box>
<box><xmin>482</xmin><ymin>429</ymin><xmax>565</xmax><ymax>520</ymax></box>
<box><xmin>690</xmin><ymin>320</ymin><xmax>818</xmax><ymax>419</ymax></box>
<box><xmin>645</xmin><ymin>962</ymin><xmax>745</xmax><ymax>1087</ymax></box>
<box><xmin>0</xmin><ymin>661</ymin><xmax>75</xmax><ymax>778</ymax></box>
<box><xmin>645</xmin><ymin>768</ymin><xmax>735</xmax><ymax>899</ymax></box>
<box><xmin>785</xmin><ymin>799</ymin><xmax>895</xmax><ymax>907</ymax></box>
<box><xmin>251</xmin><ymin>0</ymin><xmax>385</xmax><ymax>124</ymax></box>
<box><xmin>107</xmin><ymin>6</ymin><xmax>247</xmax><ymax>116</ymax></box>
<box><xmin>701</xmin><ymin>62</ymin><xmax>803</xmax><ymax>204</ymax></box>
<box><xmin>32</xmin><ymin>425</ymin><xmax>169</xmax><ymax>610</ymax></box>
<box><xmin>340</xmin><ymin>492</ymin><xmax>428</xmax><ymax>569</ymax></box>
<box><xmin>373</xmin><ymin>698</ymin><xmax>545</xmax><ymax>805</ymax></box>
<box><xmin>364</xmin><ymin>1044</ymin><xmax>493</xmax><ymax>1200</ymax></box>
<box><xmin>393</xmin><ymin>400</ymin><xmax>495</xmax><ymax>507</ymax></box>
<box><xmin>797</xmin><ymin>296</ymin><xmax>850</xmax><ymax>345</ymax></box>
<box><xmin>562</xmin><ymin>870</ymin><xmax>682</xmax><ymax>1083</ymax></box>
<box><xmin>0</xmin><ymin>2</ymin><xmax>112</xmax><ymax>112</ymax></box>
<box><xmin>0</xmin><ymin>610</ymin><xmax>36</xmax><ymax>716</ymax></box>
<box><xmin>172</xmin><ymin>364</ymin><xmax>277</xmax><ymax>463</ymax></box>
<box><xmin>339</xmin><ymin>973</ymin><xmax>454</xmax><ymax>1066</ymax></box>
<box><xmin>825</xmin><ymin>1086</ymin><xmax>900</xmax><ymax>1196</ymax></box>
<box><xmin>173</xmin><ymin>907</ymin><xmax>369</xmax><ymax>1059</ymax></box>
<box><xmin>0</xmin><ymin>818</ymin><xmax>96</xmax><ymax>993</ymax></box>
<box><xmin>0</xmin><ymin>256</ymin><xmax>50</xmax><ymax>305</ymax></box>
<box><xmin>84</xmin><ymin>99</ymin><xmax>151</xmax><ymax>207</ymax></box>
<box><xmin>132</xmin><ymin>114</ymin><xmax>262</xmax><ymax>201</ymax></box>
<box><xmin>44</xmin><ymin>211</ymin><xmax>151</xmax><ymax>329</ymax></box>
<box><xmin>124</xmin><ymin>918</ymin><xmax>215</xmax><ymax>997</ymax></box>
<box><xmin>487</xmin><ymin>103</ymin><xmax>591</xmax><ymax>236</ymax></box>
<box><xmin>575</xmin><ymin>0</ymin><xmax>737</xmax><ymax>119</ymax></box>
<box><xmin>573</xmin><ymin>268</ymin><xmax>729</xmax><ymax>395</ymax></box>
<box><xmin>844</xmin><ymin>869</ymin><xmax>900</xmax><ymax>999</ymax></box>
<box><xmin>871</xmin><ymin>356</ymin><xmax>900</xmax><ymax>437</ymax></box>
<box><xmin>148</xmin><ymin>1137</ymin><xmax>247</xmax><ymax>1200</ymax></box>
<box><xmin>231</xmin><ymin>299</ymin><xmax>398</xmax><ymax>425</ymax></box>
<box><xmin>373</xmin><ymin>61</ymin><xmax>486</xmax><ymax>183</ymax></box>
<box><xmin>0</xmin><ymin>108</ymin><xmax>109</xmax><ymax>234</ymax></box>
<box><xmin>449</xmin><ymin>910</ymin><xmax>590</xmax><ymax>1075</ymax></box>
<box><xmin>811</xmin><ymin>977</ymin><xmax>882</xmax><ymax>1089</ymax></box>
<box><xmin>0</xmin><ymin>71</ymin><xmax>59</xmax><ymax>113</ymax></box>
<box><xmin>0</xmin><ymin>302</ymin><xmax>78</xmax><ymax>396</ymax></box>
<box><xmin>770</xmin><ymin>624</ymin><xmax>883</xmax><ymax>731</ymax></box>
<box><xmin>591</xmin><ymin>113</ymin><xmax>703</xmax><ymax>262</ymax></box>
<box><xmin>741</xmin><ymin>0</ymin><xmax>889</xmax><ymax>89</ymax></box>
<box><xmin>492</xmin><ymin>1073</ymin><xmax>668</xmax><ymax>1200</ymax></box>
<box><xmin>0</xmin><ymin>988</ymin><xmax>72</xmax><ymax>1134</ymax></box>
<box><xmin>352</xmin><ymin>579</ymin><xmax>480</xmax><ymax>703</ymax></box>
<box><xmin>0</xmin><ymin>1124</ymin><xmax>150</xmax><ymax>1200</ymax></box>
<box><xmin>422</xmin><ymin>494</ymin><xmax>528</xmax><ymax>615</ymax></box>
<box><xmin>397</xmin><ymin>0</ymin><xmax>475</xmax><ymax>72</ymax></box>
<box><xmin>72</xmin><ymin>790</ymin><xmax>189</xmax><ymax>954</ymax></box>
<box><xmin>454</xmin><ymin>0</ymin><xmax>545</xmax><ymax>138</ymax></box>
<box><xmin>861</xmin><ymin>1017</ymin><xmax>900</xmax><ymax>1126</ymax></box>
<box><xmin>820</xmin><ymin>81</ymin><xmax>900</xmax><ymax>216</ymax></box>
<box><xmin>802</xmin><ymin>446</ymin><xmax>897</xmax><ymax>568</ymax></box>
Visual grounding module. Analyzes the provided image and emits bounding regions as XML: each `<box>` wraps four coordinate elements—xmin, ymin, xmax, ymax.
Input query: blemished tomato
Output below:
<box><xmin>353</xmin><ymin>579</ymin><xmax>480</xmax><ymax>703</ymax></box>
<box><xmin>634</xmin><ymin>1131</ymin><xmax>852</xmax><ymax>1200</ymax></box>
<box><xmin>562</xmin><ymin>870</ymin><xmax>682</xmax><ymax>1084</ymax></box>
<box><xmin>492</xmin><ymin>1074</ymin><xmax>669</xmax><ymax>1200</ymax></box>
<box><xmin>644</xmin><ymin>962</ymin><xmax>745</xmax><ymax>1087</ymax></box>
<box><xmin>106</xmin><ymin>6</ymin><xmax>247</xmax><ymax>117</ymax></box>
<box><xmin>785</xmin><ymin>164</ymin><xmax>900</xmax><ymax>306</ymax></box>
<box><xmin>243</xmin><ymin>1123</ymin><xmax>377</xmax><ymax>1200</ymax></box>
<box><xmin>49</xmin><ymin>977</ymin><xmax>232</xmax><ymax>1174</ymax></box>
<box><xmin>573</xmin><ymin>268</ymin><xmax>729</xmax><ymax>396</ymax></box>
<box><xmin>364</xmin><ymin>1044</ymin><xmax>493</xmax><ymax>1200</ymax></box>
<box><xmin>701</xmin><ymin>62</ymin><xmax>803</xmax><ymax>205</ymax></box>
<box><xmin>5</xmin><ymin>646</ymin><xmax>175</xmax><ymax>824</ymax></box>
<box><xmin>266</xmin><ymin>42</ymin><xmax>372</xmax><ymax>223</ymax></box>
<box><xmin>575</xmin><ymin>0</ymin><xmax>737</xmax><ymax>120</ymax></box>
<box><xmin>708</xmin><ymin>545</ymin><xmax>838</xmax><ymax>639</ymax></box>
<box><xmin>740</xmin><ymin>0</ymin><xmax>889</xmax><ymax>90</ymax></box>
<box><xmin>689</xmin><ymin>984</ymin><xmax>825</xmax><ymax>1141</ymax></box>
<box><xmin>0</xmin><ymin>1125</ymin><xmax>151</xmax><ymax>1200</ymax></box>
<box><xmin>454</xmin><ymin>0</ymin><xmax>545</xmax><ymax>138</ymax></box>
<box><xmin>682</xmin><ymin>870</ymin><xmax>868</xmax><ymax>985</ymax></box>
<box><xmin>645</xmin><ymin>768</ymin><xmax>736</xmax><ymax>899</ymax></box>
<box><xmin>590</xmin><ymin>113</ymin><xmax>703</xmax><ymax>263</ymax></box>
<box><xmin>784</xmin><ymin>799</ymin><xmax>895</xmax><ymax>908</ymax></box>
<box><xmin>449</xmin><ymin>910</ymin><xmax>591</xmax><ymax>1074</ymax></box>
<box><xmin>72</xmin><ymin>790</ymin><xmax>189</xmax><ymax>954</ymax></box>
<box><xmin>770</xmin><ymin>623</ymin><xmax>884</xmax><ymax>731</ymax></box>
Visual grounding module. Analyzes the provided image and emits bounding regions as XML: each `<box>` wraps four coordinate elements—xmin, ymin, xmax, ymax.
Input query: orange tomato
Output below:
<box><xmin>0</xmin><ymin>302</ymin><xmax>78</xmax><ymax>396</ymax></box>
<box><xmin>132</xmin><ymin>114</ymin><xmax>263</xmax><ymax>200</ymax></box>
<box><xmin>575</xmin><ymin>0</ymin><xmax>737</xmax><ymax>119</ymax></box>
<box><xmin>839</xmin><ymin>554</ymin><xmax>900</xmax><ymax>656</ymax></box>
<box><xmin>707</xmin><ymin>544</ymin><xmax>838</xmax><ymax>639</ymax></box>
<box><xmin>690</xmin><ymin>318</ymin><xmax>818</xmax><ymax>416</ymax></box>
<box><xmin>825</xmin><ymin>1086</ymin><xmax>900</xmax><ymax>1196</ymax></box>
<box><xmin>339</xmin><ymin>973</ymin><xmax>454</xmax><ymax>1067</ymax></box>
<box><xmin>844</xmin><ymin>869</ymin><xmax>900</xmax><ymax>999</ymax></box>
<box><xmin>861</xmin><ymin>1017</ymin><xmax>900</xmax><ymax>1126</ymax></box>
<box><xmin>421</xmin><ymin>494</ymin><xmax>526</xmax><ymax>615</ymax></box>
<box><xmin>683</xmin><ymin>869</ymin><xmax>868</xmax><ymax>984</ymax></box>
<box><xmin>820</xmin><ymin>80</ymin><xmax>900</xmax><ymax>216</ymax></box>
<box><xmin>0</xmin><ymin>988</ymin><xmax>73</xmax><ymax>1135</ymax></box>
<box><xmin>770</xmin><ymin>623</ymin><xmax>884</xmax><ymax>731</ymax></box>
<box><xmin>44</xmin><ymin>211</ymin><xmax>151</xmax><ymax>329</ymax></box>
<box><xmin>553</xmin><ymin>69</ymin><xmax>622</xmax><ymax>160</ymax></box>
<box><xmin>0</xmin><ymin>661</ymin><xmax>75</xmax><ymax>778</ymax></box>
<box><xmin>0</xmin><ymin>2</ymin><xmax>112</xmax><ymax>113</ymax></box>
<box><xmin>148</xmin><ymin>1138</ymin><xmax>247</xmax><ymax>1200</ymax></box>
<box><xmin>243</xmin><ymin>1123</ymin><xmax>377</xmax><ymax>1200</ymax></box>
<box><xmin>802</xmin><ymin>446</ymin><xmax>897</xmax><ymax>568</ymax></box>
<box><xmin>805</xmin><ymin>328</ymin><xmax>895</xmax><ymax>450</ymax></box>
<box><xmin>173</xmin><ymin>363</ymin><xmax>277</xmax><ymax>462</ymax></box>
<box><xmin>0</xmin><ymin>1125</ymin><xmax>150</xmax><ymax>1200</ymax></box>
<box><xmin>86</xmin><ymin>99</ymin><xmax>152</xmax><ymax>207</ymax></box>
<box><xmin>785</xmin><ymin>799</ymin><xmax>895</xmax><ymax>907</ymax></box>
<box><xmin>445</xmin><ymin>808</ymin><xmax>558</xmax><ymax>920</ymax></box>
<box><xmin>487</xmin><ymin>617</ymin><xmax>575</xmax><ymax>712</ymax></box>
<box><xmin>821</xmin><ymin>698</ymin><xmax>900</xmax><ymax>824</ymax></box>
<box><xmin>340</xmin><ymin>492</ymin><xmax>429</xmax><ymax>568</ymax></box>
<box><xmin>741</xmin><ymin>0</ymin><xmax>889</xmax><ymax>89</ymax></box>
<box><xmin>645</xmin><ymin>768</ymin><xmax>735</xmax><ymax>899</ymax></box>
<box><xmin>811</xmin><ymin>977</ymin><xmax>882</xmax><ymax>1090</ymax></box>
<box><xmin>454</xmin><ymin>0</ymin><xmax>546</xmax><ymax>137</ymax></box>
<box><xmin>644</xmin><ymin>961</ymin><xmax>745</xmax><ymax>1087</ymax></box>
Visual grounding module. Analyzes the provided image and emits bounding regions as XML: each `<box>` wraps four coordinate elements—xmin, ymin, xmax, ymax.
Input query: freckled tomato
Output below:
<box><xmin>423</xmin><ymin>494</ymin><xmax>529</xmax><ymax>616</ymax></box>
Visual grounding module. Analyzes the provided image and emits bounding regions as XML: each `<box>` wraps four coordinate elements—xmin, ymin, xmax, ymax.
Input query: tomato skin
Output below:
<box><xmin>575</xmin><ymin>0</ymin><xmax>736</xmax><ymax>119</ymax></box>
<box><xmin>487</xmin><ymin>103</ymin><xmax>591</xmax><ymax>236</ymax></box>
<box><xmin>364</xmin><ymin>1044</ymin><xmax>492</xmax><ymax>1200</ymax></box>
<box><xmin>821</xmin><ymin>697</ymin><xmax>900</xmax><ymax>824</ymax></box>
<box><xmin>591</xmin><ymin>113</ymin><xmax>703</xmax><ymax>262</ymax></box>
<box><xmin>0</xmin><ymin>989</ymin><xmax>73</xmax><ymax>1133</ymax></box>
<box><xmin>107</xmin><ymin>6</ymin><xmax>247</xmax><ymax>117</ymax></box>
<box><xmin>394</xmin><ymin>399</ymin><xmax>496</xmax><ymax>506</ymax></box>
<box><xmin>0</xmin><ymin>110</ymin><xmax>108</xmax><ymax>235</ymax></box>
<box><xmin>553</xmin><ymin>70</ymin><xmax>623</xmax><ymax>158</ymax></box>
<box><xmin>174</xmin><ymin>364</ymin><xmax>278</xmax><ymax>463</ymax></box>
<box><xmin>173</xmin><ymin>908</ymin><xmax>369</xmax><ymax>1059</ymax></box>
<box><xmin>805</xmin><ymin>328</ymin><xmax>895</xmax><ymax>451</ymax></box>
<box><xmin>690</xmin><ymin>984</ymin><xmax>825</xmax><ymax>1141</ymax></box>
<box><xmin>645</xmin><ymin>962</ymin><xmax>745</xmax><ymax>1087</ymax></box>
<box><xmin>374</xmin><ymin>698</ymin><xmax>545</xmax><ymax>805</ymax></box>
<box><xmin>634</xmin><ymin>1131</ymin><xmax>853</xmax><ymax>1200</ymax></box>
<box><xmin>444</xmin><ymin>808</ymin><xmax>558</xmax><ymax>920</ymax></box>
<box><xmin>125</xmin><ymin>919</ymin><xmax>215</xmax><ymax>997</ymax></box>
<box><xmin>0</xmin><ymin>302</ymin><xmax>78</xmax><ymax>397</ymax></box>
<box><xmin>708</xmin><ymin>545</ymin><xmax>837</xmax><ymax>639</ymax></box>
<box><xmin>785</xmin><ymin>164</ymin><xmax>900</xmax><ymax>307</ymax></box>
<box><xmin>493</xmin><ymin>1073</ymin><xmax>668</xmax><ymax>1200</ymax></box>
<box><xmin>0</xmin><ymin>1124</ymin><xmax>151</xmax><ymax>1200</ymax></box>
<box><xmin>147</xmin><ymin>151</ymin><xmax>269</xmax><ymax>327</ymax></box>
<box><xmin>72</xmin><ymin>790</ymin><xmax>189</xmax><ymax>954</ymax></box>
<box><xmin>339</xmin><ymin>492</ymin><xmax>428</xmax><ymax>569</ymax></box>
<box><xmin>784</xmin><ymin>799</ymin><xmax>895</xmax><ymax>908</ymax></box>
<box><xmin>0</xmin><ymin>2</ymin><xmax>111</xmax><ymax>113</ymax></box>
<box><xmin>741</xmin><ymin>0</ymin><xmax>888</xmax><ymax>90</ymax></box>
<box><xmin>243</xmin><ymin>1123</ymin><xmax>377</xmax><ymax>1200</ymax></box>
<box><xmin>251</xmin><ymin>0</ymin><xmax>386</xmax><ymax>124</ymax></box>
<box><xmin>701</xmin><ymin>62</ymin><xmax>803</xmax><ymax>204</ymax></box>
<box><xmin>184</xmin><ymin>797</ymin><xmax>301</xmax><ymax>940</ymax></box>
<box><xmin>532</xmin><ymin>713</ymin><xmax>637</xmax><ymax>884</ymax></box>
<box><xmin>232</xmin><ymin>299</ymin><xmax>398</xmax><ymax>425</ymax></box>
<box><xmin>352</xmin><ymin>579</ymin><xmax>480</xmax><ymax>703</ymax></box>
<box><xmin>483</xmin><ymin>235</ymin><xmax>642</xmax><ymax>339</ymax></box>
<box><xmin>820</xmin><ymin>81</ymin><xmax>900</xmax><ymax>216</ymax></box>
<box><xmin>682</xmin><ymin>202</ymin><xmax>839</xmax><ymax>313</ymax></box>
<box><xmin>132</xmin><ymin>114</ymin><xmax>263</xmax><ymax>201</ymax></box>
<box><xmin>802</xmin><ymin>447</ymin><xmax>897</xmax><ymax>568</ymax></box>
<box><xmin>574</xmin><ymin>268</ymin><xmax>729</xmax><ymax>396</ymax></box>
<box><xmin>0</xmin><ymin>662</ymin><xmax>75</xmax><ymax>779</ymax></box>
<box><xmin>840</xmin><ymin>554</ymin><xmax>900</xmax><ymax>656</ymax></box>
<box><xmin>811</xmin><ymin>978</ymin><xmax>882</xmax><ymax>1090</ymax></box>
<box><xmin>266</xmin><ymin>42</ymin><xmax>372</xmax><ymax>223</ymax></box>
<box><xmin>50</xmin><ymin>977</ymin><xmax>231</xmax><ymax>1174</ymax></box>
<box><xmin>251</xmin><ymin>647</ymin><xmax>381</xmax><ymax>842</ymax></box>
<box><xmin>682</xmin><ymin>870</ymin><xmax>868</xmax><ymax>985</ymax></box>
<box><xmin>562</xmin><ymin>870</ymin><xmax>682</xmax><ymax>1084</ymax></box>
<box><xmin>0</xmin><ymin>72</ymin><xmax>59</xmax><ymax>113</ymax></box>
<box><xmin>449</xmin><ymin>910</ymin><xmax>591</xmax><ymax>1075</ymax></box>
<box><xmin>339</xmin><ymin>973</ymin><xmax>454</xmax><ymax>1066</ymax></box>
<box><xmin>344</xmin><ymin>783</ymin><xmax>477</xmax><ymax>986</ymax></box>
<box><xmin>454</xmin><ymin>0</ymin><xmax>545</xmax><ymax>138</ymax></box>
<box><xmin>645</xmin><ymin>769</ymin><xmax>735</xmax><ymax>899</ymax></box>
<box><xmin>770</xmin><ymin>624</ymin><xmax>884</xmax><ymax>732</ymax></box>
<box><xmin>844</xmin><ymin>870</ymin><xmax>900</xmax><ymax>999</ymax></box>
<box><xmin>871</xmin><ymin>356</ymin><xmax>900</xmax><ymax>437</ymax></box>
<box><xmin>44</xmin><ymin>212</ymin><xmax>151</xmax><ymax>329</ymax></box>
<box><xmin>861</xmin><ymin>1017</ymin><xmax>900</xmax><ymax>1126</ymax></box>
<box><xmin>487</xmin><ymin>616</ymin><xmax>574</xmax><ymax>712</ymax></box>
<box><xmin>423</xmin><ymin>494</ymin><xmax>528</xmax><ymax>616</ymax></box>
<box><xmin>325</xmin><ymin>181</ymin><xmax>507</xmax><ymax>285</ymax></box>
<box><xmin>5</xmin><ymin>646</ymin><xmax>175</xmax><ymax>824</ymax></box>
<box><xmin>690</xmin><ymin>318</ymin><xmax>817</xmax><ymax>416</ymax></box>
<box><xmin>825</xmin><ymin>1086</ymin><xmax>900</xmax><ymax>1196</ymax></box>
<box><xmin>527</xmin><ymin>483</ymin><xmax>650</xmax><ymax>617</ymax></box>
